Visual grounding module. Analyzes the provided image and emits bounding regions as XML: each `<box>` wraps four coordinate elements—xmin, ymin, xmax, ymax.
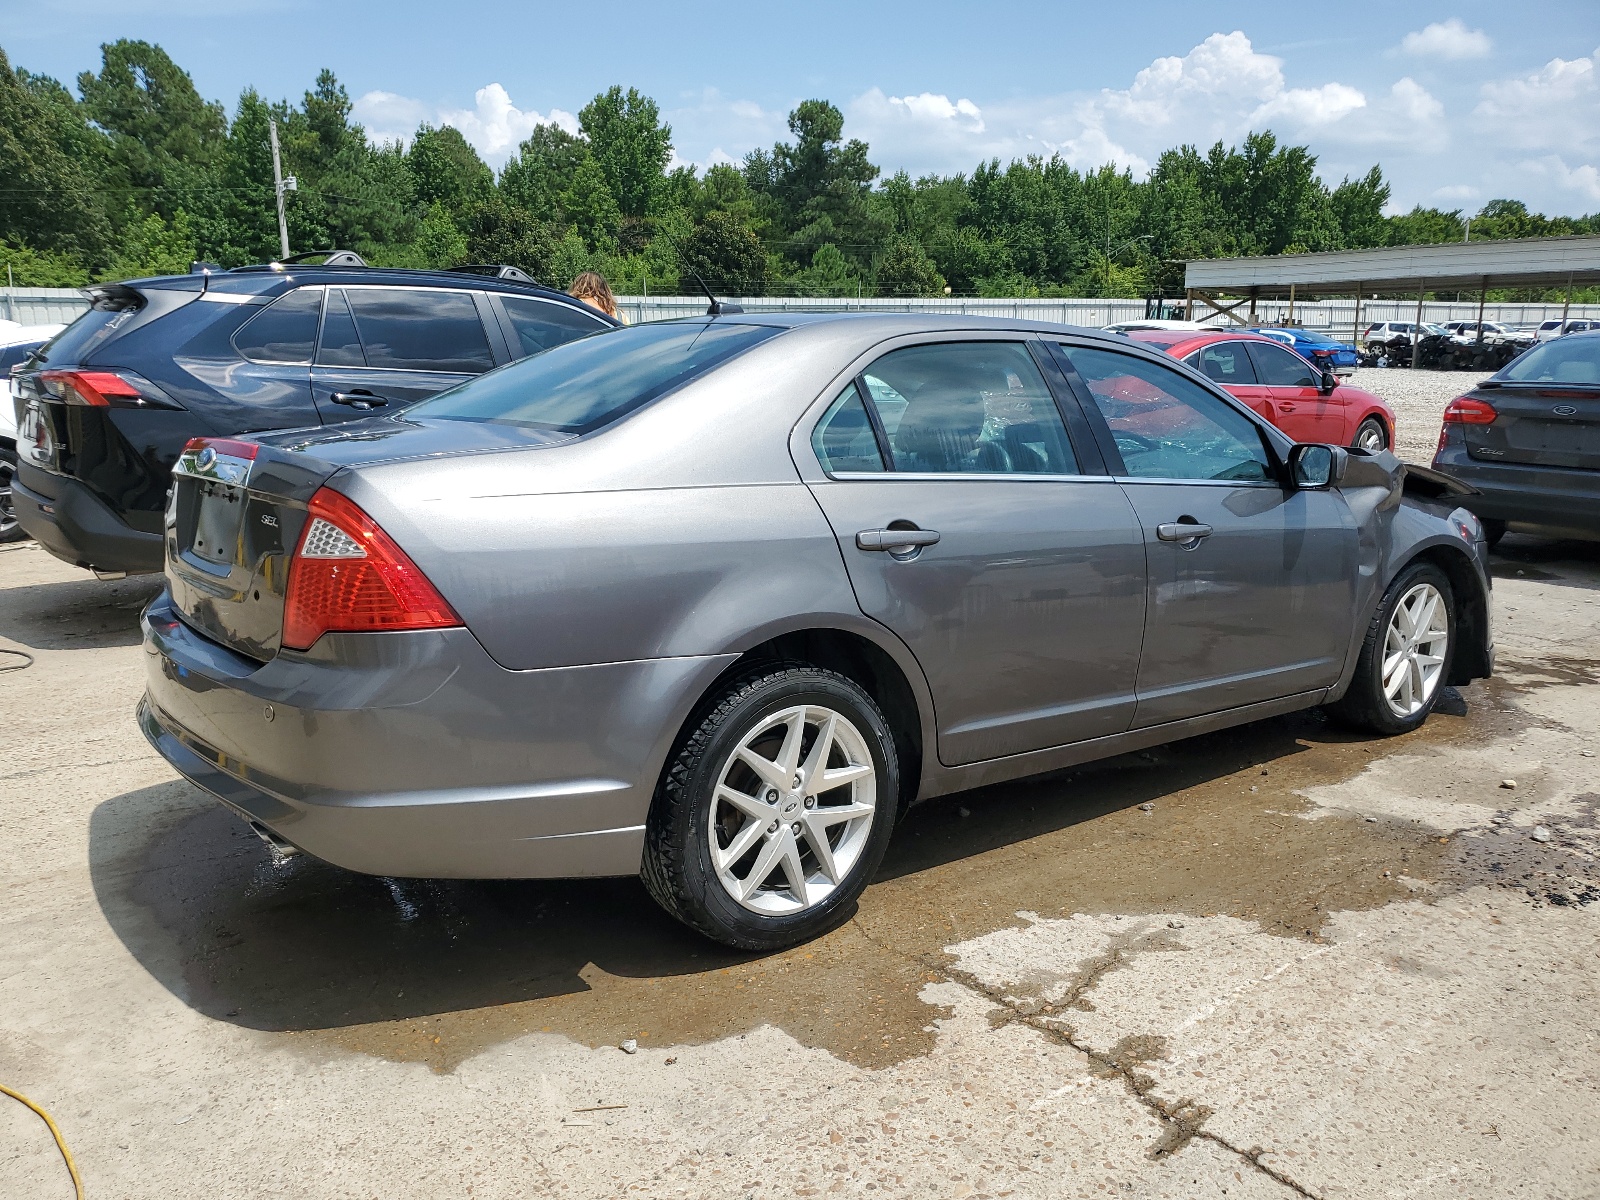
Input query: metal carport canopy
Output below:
<box><xmin>1184</xmin><ymin>234</ymin><xmax>1600</xmax><ymax>296</ymax></box>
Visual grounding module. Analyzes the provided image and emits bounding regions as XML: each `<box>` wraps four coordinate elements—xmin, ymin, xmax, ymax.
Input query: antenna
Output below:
<box><xmin>657</xmin><ymin>229</ymin><xmax>744</xmax><ymax>316</ymax></box>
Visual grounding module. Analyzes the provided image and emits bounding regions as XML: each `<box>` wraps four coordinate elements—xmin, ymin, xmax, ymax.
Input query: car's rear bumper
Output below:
<box><xmin>139</xmin><ymin>590</ymin><xmax>737</xmax><ymax>878</ymax></box>
<box><xmin>13</xmin><ymin>461</ymin><xmax>165</xmax><ymax>573</ymax></box>
<box><xmin>1432</xmin><ymin>447</ymin><xmax>1600</xmax><ymax>536</ymax></box>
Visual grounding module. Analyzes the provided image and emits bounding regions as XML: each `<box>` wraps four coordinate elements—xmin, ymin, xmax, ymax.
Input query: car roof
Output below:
<box><xmin>1125</xmin><ymin>328</ymin><xmax>1280</xmax><ymax>353</ymax></box>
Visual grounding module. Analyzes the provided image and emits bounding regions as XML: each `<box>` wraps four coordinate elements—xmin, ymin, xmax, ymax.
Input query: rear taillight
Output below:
<box><xmin>183</xmin><ymin>436</ymin><xmax>260</xmax><ymax>459</ymax></box>
<box><xmin>38</xmin><ymin>368</ymin><xmax>180</xmax><ymax>409</ymax></box>
<box><xmin>1442</xmin><ymin>397</ymin><xmax>1497</xmax><ymax>425</ymax></box>
<box><xmin>282</xmin><ymin>488</ymin><xmax>461</xmax><ymax>651</ymax></box>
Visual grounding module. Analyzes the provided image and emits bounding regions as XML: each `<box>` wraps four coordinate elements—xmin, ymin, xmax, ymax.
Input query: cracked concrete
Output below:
<box><xmin>4</xmin><ymin>533</ymin><xmax>1600</xmax><ymax>1198</ymax></box>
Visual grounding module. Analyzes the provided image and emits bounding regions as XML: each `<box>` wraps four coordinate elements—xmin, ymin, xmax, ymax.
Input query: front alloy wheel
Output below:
<box><xmin>1381</xmin><ymin>582</ymin><xmax>1449</xmax><ymax>718</ymax></box>
<box><xmin>1325</xmin><ymin>560</ymin><xmax>1456</xmax><ymax>736</ymax></box>
<box><xmin>1353</xmin><ymin>417</ymin><xmax>1389</xmax><ymax>453</ymax></box>
<box><xmin>0</xmin><ymin>455</ymin><xmax>24</xmax><ymax>543</ymax></box>
<box><xmin>642</xmin><ymin>665</ymin><xmax>898</xmax><ymax>950</ymax></box>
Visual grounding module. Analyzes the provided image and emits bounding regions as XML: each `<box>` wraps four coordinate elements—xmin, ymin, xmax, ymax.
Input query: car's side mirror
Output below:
<box><xmin>1317</xmin><ymin>370</ymin><xmax>1337</xmax><ymax>395</ymax></box>
<box><xmin>1289</xmin><ymin>443</ymin><xmax>1348</xmax><ymax>489</ymax></box>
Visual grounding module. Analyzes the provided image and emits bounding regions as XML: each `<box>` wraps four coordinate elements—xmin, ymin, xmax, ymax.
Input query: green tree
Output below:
<box><xmin>560</xmin><ymin>154</ymin><xmax>622</xmax><ymax>251</ymax></box>
<box><xmin>462</xmin><ymin>194</ymin><xmax>563</xmax><ymax>281</ymax></box>
<box><xmin>874</xmin><ymin>235</ymin><xmax>943</xmax><ymax>295</ymax></box>
<box><xmin>408</xmin><ymin>123</ymin><xmax>492</xmax><ymax>218</ymax></box>
<box><xmin>578</xmin><ymin>86</ymin><xmax>672</xmax><ymax>220</ymax></box>
<box><xmin>76</xmin><ymin>40</ymin><xmax>226</xmax><ymax>222</ymax></box>
<box><xmin>99</xmin><ymin>209</ymin><xmax>197</xmax><ymax>280</ymax></box>
<box><xmin>681</xmin><ymin>210</ymin><xmax>767</xmax><ymax>293</ymax></box>
<box><xmin>0</xmin><ymin>237</ymin><xmax>91</xmax><ymax>286</ymax></box>
<box><xmin>1388</xmin><ymin>205</ymin><xmax>1465</xmax><ymax>245</ymax></box>
<box><xmin>1330</xmin><ymin>166</ymin><xmax>1390</xmax><ymax>248</ymax></box>
<box><xmin>0</xmin><ymin>47</ymin><xmax>112</xmax><ymax>268</ymax></box>
<box><xmin>499</xmin><ymin>123</ymin><xmax>586</xmax><ymax>220</ymax></box>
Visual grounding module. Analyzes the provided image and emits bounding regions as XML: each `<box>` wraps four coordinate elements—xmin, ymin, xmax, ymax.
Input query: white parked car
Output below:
<box><xmin>1535</xmin><ymin>318</ymin><xmax>1598</xmax><ymax>341</ymax></box>
<box><xmin>1102</xmin><ymin>319</ymin><xmax>1207</xmax><ymax>334</ymax></box>
<box><xmin>1</xmin><ymin>323</ymin><xmax>64</xmax><ymax>542</ymax></box>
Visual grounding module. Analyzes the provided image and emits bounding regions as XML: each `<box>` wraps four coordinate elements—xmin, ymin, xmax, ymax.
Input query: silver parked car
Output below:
<box><xmin>140</xmin><ymin>314</ymin><xmax>1494</xmax><ymax>949</ymax></box>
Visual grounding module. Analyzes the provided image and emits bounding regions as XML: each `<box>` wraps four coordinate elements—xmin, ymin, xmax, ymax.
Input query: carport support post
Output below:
<box><xmin>1249</xmin><ymin>288</ymin><xmax>1257</xmax><ymax>323</ymax></box>
<box><xmin>1475</xmin><ymin>277</ymin><xmax>1488</xmax><ymax>346</ymax></box>
<box><xmin>1412</xmin><ymin>283</ymin><xmax>1425</xmax><ymax>370</ymax></box>
<box><xmin>1352</xmin><ymin>285</ymin><xmax>1363</xmax><ymax>351</ymax></box>
<box><xmin>1561</xmin><ymin>271</ymin><xmax>1573</xmax><ymax>326</ymax></box>
<box><xmin>1287</xmin><ymin>283</ymin><xmax>1296</xmax><ymax>325</ymax></box>
<box><xmin>1185</xmin><ymin>288</ymin><xmax>1194</xmax><ymax>321</ymax></box>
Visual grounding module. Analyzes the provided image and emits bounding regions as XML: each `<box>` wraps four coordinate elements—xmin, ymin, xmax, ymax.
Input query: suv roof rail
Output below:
<box><xmin>446</xmin><ymin>263</ymin><xmax>538</xmax><ymax>284</ymax></box>
<box><xmin>231</xmin><ymin>249</ymin><xmax>369</xmax><ymax>272</ymax></box>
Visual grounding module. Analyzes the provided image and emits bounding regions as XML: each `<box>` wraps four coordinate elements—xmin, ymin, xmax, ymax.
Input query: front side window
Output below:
<box><xmin>409</xmin><ymin>320</ymin><xmax>780</xmax><ymax>434</ymax></box>
<box><xmin>1059</xmin><ymin>344</ymin><xmax>1273</xmax><ymax>483</ymax></box>
<box><xmin>1197</xmin><ymin>341</ymin><xmax>1258</xmax><ymax>386</ymax></box>
<box><xmin>345</xmin><ymin>288</ymin><xmax>494</xmax><ymax>373</ymax></box>
<box><xmin>812</xmin><ymin>383</ymin><xmax>884</xmax><ymax>473</ymax></box>
<box><xmin>1246</xmin><ymin>341</ymin><xmax>1318</xmax><ymax>387</ymax></box>
<box><xmin>501</xmin><ymin>296</ymin><xmax>608</xmax><ymax>358</ymax></box>
<box><xmin>858</xmin><ymin>341</ymin><xmax>1077</xmax><ymax>475</ymax></box>
<box><xmin>234</xmin><ymin>287</ymin><xmax>322</xmax><ymax>364</ymax></box>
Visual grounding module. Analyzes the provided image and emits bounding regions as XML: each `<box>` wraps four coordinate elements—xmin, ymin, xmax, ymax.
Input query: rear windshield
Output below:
<box><xmin>1497</xmin><ymin>335</ymin><xmax>1600</xmax><ymax>385</ymax></box>
<box><xmin>408</xmin><ymin>320</ymin><xmax>781</xmax><ymax>433</ymax></box>
<box><xmin>36</xmin><ymin>307</ymin><xmax>139</xmax><ymax>365</ymax></box>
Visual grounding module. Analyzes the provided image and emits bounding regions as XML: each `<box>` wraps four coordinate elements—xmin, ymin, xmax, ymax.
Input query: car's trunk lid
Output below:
<box><xmin>165</xmin><ymin>416</ymin><xmax>574</xmax><ymax>660</ymax></box>
<box><xmin>1465</xmin><ymin>383</ymin><xmax>1600</xmax><ymax>470</ymax></box>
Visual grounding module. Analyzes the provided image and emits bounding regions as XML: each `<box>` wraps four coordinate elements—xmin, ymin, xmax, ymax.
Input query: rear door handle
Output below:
<box><xmin>1157</xmin><ymin>522</ymin><xmax>1213</xmax><ymax>542</ymax></box>
<box><xmin>330</xmin><ymin>390</ymin><xmax>388</xmax><ymax>409</ymax></box>
<box><xmin>857</xmin><ymin>528</ymin><xmax>940</xmax><ymax>551</ymax></box>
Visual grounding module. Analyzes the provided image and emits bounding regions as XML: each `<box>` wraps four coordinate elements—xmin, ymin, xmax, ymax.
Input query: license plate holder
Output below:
<box><xmin>189</xmin><ymin>480</ymin><xmax>248</xmax><ymax>569</ymax></box>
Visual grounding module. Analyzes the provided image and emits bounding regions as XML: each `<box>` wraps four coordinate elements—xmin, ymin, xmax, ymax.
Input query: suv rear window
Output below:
<box><xmin>410</xmin><ymin>321</ymin><xmax>780</xmax><ymax>434</ymax></box>
<box><xmin>500</xmin><ymin>295</ymin><xmax>608</xmax><ymax>355</ymax></box>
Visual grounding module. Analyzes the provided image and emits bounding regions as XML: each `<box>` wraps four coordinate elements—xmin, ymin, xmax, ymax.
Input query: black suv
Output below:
<box><xmin>12</xmin><ymin>254</ymin><xmax>618</xmax><ymax>574</ymax></box>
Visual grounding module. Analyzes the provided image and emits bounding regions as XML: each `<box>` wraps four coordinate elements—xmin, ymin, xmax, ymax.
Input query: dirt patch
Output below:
<box><xmin>99</xmin><ymin>693</ymin><xmax>1495</xmax><ymax>1074</ymax></box>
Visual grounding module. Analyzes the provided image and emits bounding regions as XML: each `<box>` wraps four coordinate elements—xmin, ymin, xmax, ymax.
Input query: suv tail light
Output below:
<box><xmin>282</xmin><ymin>488</ymin><xmax>461</xmax><ymax>650</ymax></box>
<box><xmin>38</xmin><ymin>368</ymin><xmax>181</xmax><ymax>409</ymax></box>
<box><xmin>1442</xmin><ymin>397</ymin><xmax>1497</xmax><ymax>425</ymax></box>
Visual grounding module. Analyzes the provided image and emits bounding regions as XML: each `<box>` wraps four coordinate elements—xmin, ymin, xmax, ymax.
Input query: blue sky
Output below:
<box><xmin>5</xmin><ymin>1</ymin><xmax>1600</xmax><ymax>214</ymax></box>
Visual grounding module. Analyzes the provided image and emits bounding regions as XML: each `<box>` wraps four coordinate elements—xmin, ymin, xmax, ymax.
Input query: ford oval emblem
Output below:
<box><xmin>1553</xmin><ymin>405</ymin><xmax>1579</xmax><ymax>417</ymax></box>
<box><xmin>196</xmin><ymin>446</ymin><xmax>218</xmax><ymax>470</ymax></box>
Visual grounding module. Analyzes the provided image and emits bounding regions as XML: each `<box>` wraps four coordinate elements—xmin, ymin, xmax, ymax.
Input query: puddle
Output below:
<box><xmin>96</xmin><ymin>693</ymin><xmax>1501</xmax><ymax>1073</ymax></box>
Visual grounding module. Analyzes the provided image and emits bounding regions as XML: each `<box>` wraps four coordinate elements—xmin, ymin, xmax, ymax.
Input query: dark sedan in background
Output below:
<box><xmin>1433</xmin><ymin>329</ymin><xmax>1600</xmax><ymax>544</ymax></box>
<box><xmin>139</xmin><ymin>312</ymin><xmax>1493</xmax><ymax>950</ymax></box>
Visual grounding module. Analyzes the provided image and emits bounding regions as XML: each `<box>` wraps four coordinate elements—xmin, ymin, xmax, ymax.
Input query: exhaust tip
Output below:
<box><xmin>248</xmin><ymin>820</ymin><xmax>302</xmax><ymax>859</ymax></box>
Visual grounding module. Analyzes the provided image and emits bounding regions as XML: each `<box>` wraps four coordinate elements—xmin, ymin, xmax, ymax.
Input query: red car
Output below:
<box><xmin>1127</xmin><ymin>329</ymin><xmax>1394</xmax><ymax>452</ymax></box>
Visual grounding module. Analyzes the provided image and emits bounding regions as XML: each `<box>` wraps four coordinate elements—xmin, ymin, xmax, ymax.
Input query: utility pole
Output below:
<box><xmin>268</xmin><ymin>118</ymin><xmax>296</xmax><ymax>260</ymax></box>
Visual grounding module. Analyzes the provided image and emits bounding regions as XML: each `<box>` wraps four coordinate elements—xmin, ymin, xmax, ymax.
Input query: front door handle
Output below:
<box><xmin>329</xmin><ymin>390</ymin><xmax>388</xmax><ymax>409</ymax></box>
<box><xmin>857</xmin><ymin>528</ymin><xmax>940</xmax><ymax>551</ymax></box>
<box><xmin>1157</xmin><ymin>521</ymin><xmax>1214</xmax><ymax>543</ymax></box>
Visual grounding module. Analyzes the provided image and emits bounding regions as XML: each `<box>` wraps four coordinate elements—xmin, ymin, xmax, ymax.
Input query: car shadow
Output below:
<box><xmin>0</xmin><ymin>570</ymin><xmax>163</xmax><ymax>651</ymax></box>
<box><xmin>1491</xmin><ymin>534</ymin><xmax>1600</xmax><ymax>589</ymax></box>
<box><xmin>88</xmin><ymin>704</ymin><xmax>1401</xmax><ymax>1039</ymax></box>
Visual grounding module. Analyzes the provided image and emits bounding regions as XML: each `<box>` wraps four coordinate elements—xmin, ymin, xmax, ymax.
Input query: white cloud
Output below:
<box><xmin>1102</xmin><ymin>31</ymin><xmax>1283</xmax><ymax>130</ymax></box>
<box><xmin>1515</xmin><ymin>155</ymin><xmax>1600</xmax><ymax>204</ymax></box>
<box><xmin>352</xmin><ymin>84</ymin><xmax>577</xmax><ymax>165</ymax></box>
<box><xmin>1253</xmin><ymin>82</ymin><xmax>1367</xmax><ymax>127</ymax></box>
<box><xmin>1474</xmin><ymin>48</ymin><xmax>1600</xmax><ymax>159</ymax></box>
<box><xmin>1400</xmin><ymin>19</ymin><xmax>1492</xmax><ymax>61</ymax></box>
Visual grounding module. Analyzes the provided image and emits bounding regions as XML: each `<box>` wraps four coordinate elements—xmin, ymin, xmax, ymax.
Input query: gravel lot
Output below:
<box><xmin>1346</xmin><ymin>367</ymin><xmax>1490</xmax><ymax>464</ymax></box>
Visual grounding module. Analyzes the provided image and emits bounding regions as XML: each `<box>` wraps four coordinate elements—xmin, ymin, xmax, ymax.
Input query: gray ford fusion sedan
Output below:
<box><xmin>140</xmin><ymin>313</ymin><xmax>1494</xmax><ymax>949</ymax></box>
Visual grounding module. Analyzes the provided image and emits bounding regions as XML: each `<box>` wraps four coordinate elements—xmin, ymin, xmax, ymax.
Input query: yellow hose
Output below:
<box><xmin>1</xmin><ymin>1083</ymin><xmax>84</xmax><ymax>1199</ymax></box>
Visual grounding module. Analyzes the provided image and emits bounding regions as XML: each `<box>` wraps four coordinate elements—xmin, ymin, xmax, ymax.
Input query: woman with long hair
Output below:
<box><xmin>569</xmin><ymin>271</ymin><xmax>623</xmax><ymax>322</ymax></box>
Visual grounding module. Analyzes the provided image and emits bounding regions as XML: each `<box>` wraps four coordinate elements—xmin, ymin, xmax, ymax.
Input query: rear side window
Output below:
<box><xmin>500</xmin><ymin>296</ymin><xmax>608</xmax><ymax>357</ymax></box>
<box><xmin>1059</xmin><ymin>344</ymin><xmax>1272</xmax><ymax>483</ymax></box>
<box><xmin>1198</xmin><ymin>342</ymin><xmax>1257</xmax><ymax>385</ymax></box>
<box><xmin>813</xmin><ymin>383</ymin><xmax>884</xmax><ymax>473</ymax></box>
<box><xmin>408</xmin><ymin>321</ymin><xmax>781</xmax><ymax>434</ymax></box>
<box><xmin>234</xmin><ymin>288</ymin><xmax>322</xmax><ymax>363</ymax></box>
<box><xmin>345</xmin><ymin>288</ymin><xmax>494</xmax><ymax>373</ymax></box>
<box><xmin>317</xmin><ymin>290</ymin><xmax>365</xmax><ymax>366</ymax></box>
<box><xmin>1246</xmin><ymin>341</ymin><xmax>1317</xmax><ymax>387</ymax></box>
<box><xmin>858</xmin><ymin>342</ymin><xmax>1077</xmax><ymax>475</ymax></box>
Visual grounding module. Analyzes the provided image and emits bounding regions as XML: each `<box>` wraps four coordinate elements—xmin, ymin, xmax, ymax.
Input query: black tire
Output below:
<box><xmin>0</xmin><ymin>452</ymin><xmax>26</xmax><ymax>544</ymax></box>
<box><xmin>641</xmin><ymin>664</ymin><xmax>899</xmax><ymax>951</ymax></box>
<box><xmin>1325</xmin><ymin>561</ymin><xmax>1456</xmax><ymax>736</ymax></box>
<box><xmin>1480</xmin><ymin>519</ymin><xmax>1507</xmax><ymax>549</ymax></box>
<box><xmin>1351</xmin><ymin>416</ymin><xmax>1389</xmax><ymax>453</ymax></box>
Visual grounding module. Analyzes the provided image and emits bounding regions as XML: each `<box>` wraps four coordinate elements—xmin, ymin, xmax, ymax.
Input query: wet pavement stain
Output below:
<box><xmin>96</xmin><ymin>688</ymin><xmax>1508</xmax><ymax>1074</ymax></box>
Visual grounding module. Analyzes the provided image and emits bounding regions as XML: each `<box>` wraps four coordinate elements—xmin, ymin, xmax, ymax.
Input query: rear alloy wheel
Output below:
<box><xmin>1325</xmin><ymin>561</ymin><xmax>1455</xmax><ymax>736</ymax></box>
<box><xmin>642</xmin><ymin>665</ymin><xmax>898</xmax><ymax>950</ymax></box>
<box><xmin>0</xmin><ymin>454</ymin><xmax>25</xmax><ymax>543</ymax></box>
<box><xmin>1352</xmin><ymin>417</ymin><xmax>1389</xmax><ymax>453</ymax></box>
